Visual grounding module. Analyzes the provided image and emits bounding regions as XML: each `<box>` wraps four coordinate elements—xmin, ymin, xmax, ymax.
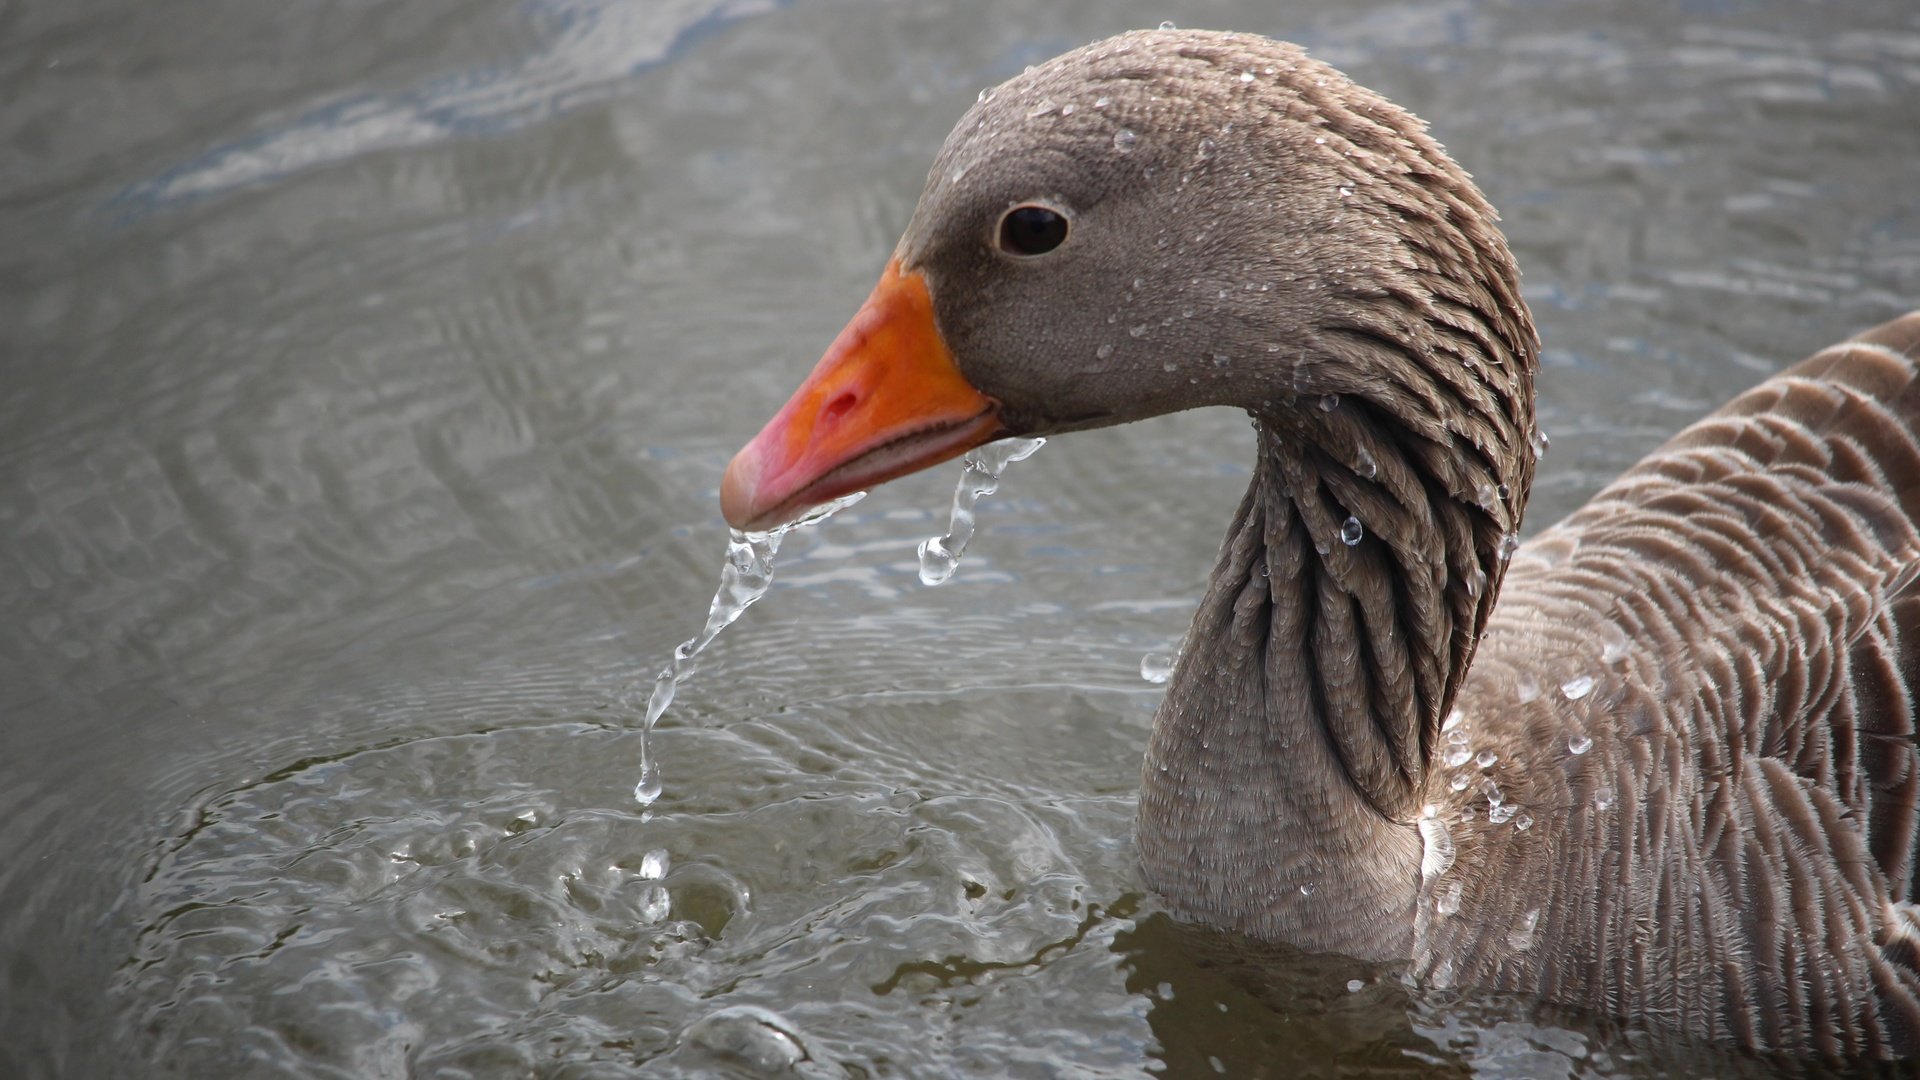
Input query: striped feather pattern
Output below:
<box><xmin>1425</xmin><ymin>314</ymin><xmax>1920</xmax><ymax>1055</ymax></box>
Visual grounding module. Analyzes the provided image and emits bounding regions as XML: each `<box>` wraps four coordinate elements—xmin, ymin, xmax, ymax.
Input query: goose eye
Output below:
<box><xmin>997</xmin><ymin>204</ymin><xmax>1069</xmax><ymax>256</ymax></box>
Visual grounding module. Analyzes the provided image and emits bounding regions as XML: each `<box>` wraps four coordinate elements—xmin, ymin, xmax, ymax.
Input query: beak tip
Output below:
<box><xmin>719</xmin><ymin>449</ymin><xmax>761</xmax><ymax>531</ymax></box>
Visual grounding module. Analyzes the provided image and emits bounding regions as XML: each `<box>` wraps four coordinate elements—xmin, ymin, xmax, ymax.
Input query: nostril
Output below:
<box><xmin>821</xmin><ymin>392</ymin><xmax>858</xmax><ymax>424</ymax></box>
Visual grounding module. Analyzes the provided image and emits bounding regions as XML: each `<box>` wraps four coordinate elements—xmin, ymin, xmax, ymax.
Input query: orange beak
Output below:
<box><xmin>720</xmin><ymin>259</ymin><xmax>1004</xmax><ymax>531</ymax></box>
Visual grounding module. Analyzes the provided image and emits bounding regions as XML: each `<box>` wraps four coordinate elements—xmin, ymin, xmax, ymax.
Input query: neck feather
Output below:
<box><xmin>1136</xmin><ymin>267</ymin><xmax>1536</xmax><ymax>955</ymax></box>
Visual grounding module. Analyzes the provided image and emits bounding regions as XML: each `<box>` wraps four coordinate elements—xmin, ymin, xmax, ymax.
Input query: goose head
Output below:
<box><xmin>721</xmin><ymin>27</ymin><xmax>1538</xmax><ymax>591</ymax></box>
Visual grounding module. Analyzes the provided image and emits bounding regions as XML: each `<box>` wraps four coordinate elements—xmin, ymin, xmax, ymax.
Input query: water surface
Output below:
<box><xmin>4</xmin><ymin>0</ymin><xmax>1918</xmax><ymax>1076</ymax></box>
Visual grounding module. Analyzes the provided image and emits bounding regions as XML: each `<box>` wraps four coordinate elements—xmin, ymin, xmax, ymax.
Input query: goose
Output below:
<box><xmin>717</xmin><ymin>28</ymin><xmax>1920</xmax><ymax>1058</ymax></box>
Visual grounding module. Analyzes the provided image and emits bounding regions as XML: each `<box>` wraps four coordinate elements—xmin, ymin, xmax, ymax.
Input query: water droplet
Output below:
<box><xmin>633</xmin><ymin>758</ymin><xmax>663</xmax><ymax>806</ymax></box>
<box><xmin>1357</xmin><ymin>448</ymin><xmax>1377</xmax><ymax>478</ymax></box>
<box><xmin>1567</xmin><ymin>733</ymin><xmax>1593</xmax><ymax>755</ymax></box>
<box><xmin>1337</xmin><ymin>186</ymin><xmax>1354</xmax><ymax>198</ymax></box>
<box><xmin>1514</xmin><ymin>673</ymin><xmax>1541</xmax><ymax>704</ymax></box>
<box><xmin>1481</xmin><ymin>777</ymin><xmax>1503</xmax><ymax>805</ymax></box>
<box><xmin>1158</xmin><ymin>19</ymin><xmax>1177</xmax><ymax>29</ymax></box>
<box><xmin>1529</xmin><ymin>426</ymin><xmax>1551</xmax><ymax>458</ymax></box>
<box><xmin>1561</xmin><ymin>674</ymin><xmax>1596</xmax><ymax>700</ymax></box>
<box><xmin>1441</xmin><ymin>709</ymin><xmax>1466</xmax><ymax>734</ymax></box>
<box><xmin>917</xmin><ymin>537</ymin><xmax>958</xmax><ymax>585</ymax></box>
<box><xmin>1488</xmin><ymin>802</ymin><xmax>1518</xmax><ymax>825</ymax></box>
<box><xmin>1475</xmin><ymin>750</ymin><xmax>1497</xmax><ymax>769</ymax></box>
<box><xmin>1418</xmin><ymin>805</ymin><xmax>1455</xmax><ymax>881</ymax></box>
<box><xmin>1212</xmin><ymin>353</ymin><xmax>1231</xmax><ymax>368</ymax></box>
<box><xmin>1113</xmin><ymin>128</ymin><xmax>1139</xmax><ymax>153</ymax></box>
<box><xmin>1346</xmin><ymin>978</ymin><xmax>1365</xmax><ymax>993</ymax></box>
<box><xmin>1318</xmin><ymin>394</ymin><xmax>1339</xmax><ymax>412</ymax></box>
<box><xmin>1314</xmin><ymin>136</ymin><xmax>1327</xmax><ymax>145</ymax></box>
<box><xmin>1474</xmin><ymin>482</ymin><xmax>1498</xmax><ymax>510</ymax></box>
<box><xmin>1140</xmin><ymin>652</ymin><xmax>1175</xmax><ymax>684</ymax></box>
<box><xmin>1129</xmin><ymin>323</ymin><xmax>1148</xmax><ymax>338</ymax></box>
<box><xmin>1340</xmin><ymin>516</ymin><xmax>1363</xmax><ymax>546</ymax></box>
<box><xmin>640</xmin><ymin>849</ymin><xmax>669</xmax><ymax>880</ymax></box>
<box><xmin>918</xmin><ymin>438</ymin><xmax>1045</xmax><ymax>586</ymax></box>
<box><xmin>1027</xmin><ymin>98</ymin><xmax>1058</xmax><ymax>118</ymax></box>
<box><xmin>1599</xmin><ymin>623</ymin><xmax>1631</xmax><ymax>664</ymax></box>
<box><xmin>1593</xmin><ymin>786</ymin><xmax>1615</xmax><ymax>811</ymax></box>
<box><xmin>1197</xmin><ymin>137</ymin><xmax>1217</xmax><ymax>161</ymax></box>
<box><xmin>640</xmin><ymin>883</ymin><xmax>671</xmax><ymax>922</ymax></box>
<box><xmin>1298</xmin><ymin>881</ymin><xmax>1317</xmax><ymax>897</ymax></box>
<box><xmin>1444</xmin><ymin>744</ymin><xmax>1472</xmax><ymax>768</ymax></box>
<box><xmin>1059</xmin><ymin>103</ymin><xmax>1075</xmax><ymax>116</ymax></box>
<box><xmin>1507</xmin><ymin>908</ymin><xmax>1540</xmax><ymax>951</ymax></box>
<box><xmin>1515</xmin><ymin>812</ymin><xmax>1534</xmax><ymax>831</ymax></box>
<box><xmin>1498</xmin><ymin>534</ymin><xmax>1520</xmax><ymax>559</ymax></box>
<box><xmin>1094</xmin><ymin>96</ymin><xmax>1111</xmax><ymax>109</ymax></box>
<box><xmin>1435</xmin><ymin>879</ymin><xmax>1463</xmax><ymax>916</ymax></box>
<box><xmin>1096</xmin><ymin>343</ymin><xmax>1115</xmax><ymax>360</ymax></box>
<box><xmin>1449</xmin><ymin>772</ymin><xmax>1470</xmax><ymax>791</ymax></box>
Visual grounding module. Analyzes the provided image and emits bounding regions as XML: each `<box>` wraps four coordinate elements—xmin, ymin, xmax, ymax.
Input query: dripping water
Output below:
<box><xmin>918</xmin><ymin>437</ymin><xmax>1046</xmax><ymax>586</ymax></box>
<box><xmin>632</xmin><ymin>492</ymin><xmax>867</xmax><ymax>806</ymax></box>
<box><xmin>1139</xmin><ymin>653</ymin><xmax>1176</xmax><ymax>684</ymax></box>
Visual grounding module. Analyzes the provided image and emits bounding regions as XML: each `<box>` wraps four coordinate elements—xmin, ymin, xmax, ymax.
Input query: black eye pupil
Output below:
<box><xmin>999</xmin><ymin>205</ymin><xmax>1068</xmax><ymax>256</ymax></box>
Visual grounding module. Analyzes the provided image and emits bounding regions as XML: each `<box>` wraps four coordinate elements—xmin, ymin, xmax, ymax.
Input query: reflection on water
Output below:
<box><xmin>113</xmin><ymin>0</ymin><xmax>792</xmax><ymax>215</ymax></box>
<box><xmin>3</xmin><ymin>0</ymin><xmax>1919</xmax><ymax>1075</ymax></box>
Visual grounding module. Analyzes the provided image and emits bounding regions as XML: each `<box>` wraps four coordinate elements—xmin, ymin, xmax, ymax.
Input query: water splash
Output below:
<box><xmin>633</xmin><ymin>492</ymin><xmax>867</xmax><ymax>807</ymax></box>
<box><xmin>638</xmin><ymin>847</ymin><xmax>671</xmax><ymax>921</ymax></box>
<box><xmin>918</xmin><ymin>437</ymin><xmax>1045</xmax><ymax>586</ymax></box>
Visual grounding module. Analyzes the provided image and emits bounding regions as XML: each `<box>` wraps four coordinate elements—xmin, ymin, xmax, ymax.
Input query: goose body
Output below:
<box><xmin>719</xmin><ymin>29</ymin><xmax>1920</xmax><ymax>1057</ymax></box>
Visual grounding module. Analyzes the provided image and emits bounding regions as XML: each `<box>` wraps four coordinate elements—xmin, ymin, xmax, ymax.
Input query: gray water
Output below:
<box><xmin>3</xmin><ymin>0</ymin><xmax>1918</xmax><ymax>1076</ymax></box>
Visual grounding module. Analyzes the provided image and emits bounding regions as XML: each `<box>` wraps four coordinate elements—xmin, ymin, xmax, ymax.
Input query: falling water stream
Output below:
<box><xmin>631</xmin><ymin>492</ymin><xmax>865</xmax><ymax>805</ymax></box>
<box><xmin>918</xmin><ymin>437</ymin><xmax>1046</xmax><ymax>585</ymax></box>
<box><xmin>634</xmin><ymin>437</ymin><xmax>1044</xmax><ymax>805</ymax></box>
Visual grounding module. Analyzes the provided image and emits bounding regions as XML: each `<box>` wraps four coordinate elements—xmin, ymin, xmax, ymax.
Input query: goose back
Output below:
<box><xmin>1432</xmin><ymin>312</ymin><xmax>1920</xmax><ymax>1056</ymax></box>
